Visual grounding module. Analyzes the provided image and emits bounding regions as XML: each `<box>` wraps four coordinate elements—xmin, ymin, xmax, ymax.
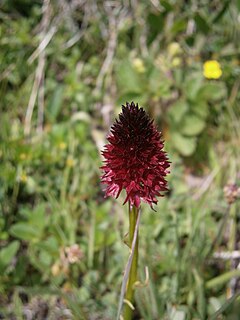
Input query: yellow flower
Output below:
<box><xmin>167</xmin><ymin>42</ymin><xmax>182</xmax><ymax>57</ymax></box>
<box><xmin>51</xmin><ymin>262</ymin><xmax>61</xmax><ymax>276</ymax></box>
<box><xmin>171</xmin><ymin>57</ymin><xmax>181</xmax><ymax>67</ymax></box>
<box><xmin>58</xmin><ymin>142</ymin><xmax>67</xmax><ymax>150</ymax></box>
<box><xmin>20</xmin><ymin>173</ymin><xmax>28</xmax><ymax>183</ymax></box>
<box><xmin>66</xmin><ymin>157</ymin><xmax>75</xmax><ymax>168</ymax></box>
<box><xmin>203</xmin><ymin>60</ymin><xmax>222</xmax><ymax>79</ymax></box>
<box><xmin>20</xmin><ymin>153</ymin><xmax>27</xmax><ymax>160</ymax></box>
<box><xmin>132</xmin><ymin>58</ymin><xmax>145</xmax><ymax>73</ymax></box>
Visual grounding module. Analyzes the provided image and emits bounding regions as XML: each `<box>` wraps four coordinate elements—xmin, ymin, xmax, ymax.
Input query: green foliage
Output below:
<box><xmin>0</xmin><ymin>0</ymin><xmax>240</xmax><ymax>319</ymax></box>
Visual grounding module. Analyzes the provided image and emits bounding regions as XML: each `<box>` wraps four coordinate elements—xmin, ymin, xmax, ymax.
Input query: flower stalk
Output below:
<box><xmin>100</xmin><ymin>102</ymin><xmax>170</xmax><ymax>318</ymax></box>
<box><xmin>123</xmin><ymin>204</ymin><xmax>139</xmax><ymax>319</ymax></box>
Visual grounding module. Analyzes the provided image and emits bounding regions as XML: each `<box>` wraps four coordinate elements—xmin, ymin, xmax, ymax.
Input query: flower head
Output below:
<box><xmin>132</xmin><ymin>58</ymin><xmax>146</xmax><ymax>73</ymax></box>
<box><xmin>224</xmin><ymin>183</ymin><xmax>240</xmax><ymax>205</ymax></box>
<box><xmin>203</xmin><ymin>60</ymin><xmax>222</xmax><ymax>79</ymax></box>
<box><xmin>101</xmin><ymin>102</ymin><xmax>170</xmax><ymax>208</ymax></box>
<box><xmin>65</xmin><ymin>244</ymin><xmax>83</xmax><ymax>264</ymax></box>
<box><xmin>167</xmin><ymin>42</ymin><xmax>182</xmax><ymax>57</ymax></box>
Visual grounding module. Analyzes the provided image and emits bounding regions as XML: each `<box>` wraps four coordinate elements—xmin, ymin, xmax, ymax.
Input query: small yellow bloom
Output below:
<box><xmin>20</xmin><ymin>153</ymin><xmax>27</xmax><ymax>160</ymax></box>
<box><xmin>51</xmin><ymin>262</ymin><xmax>61</xmax><ymax>276</ymax></box>
<box><xmin>20</xmin><ymin>173</ymin><xmax>28</xmax><ymax>183</ymax></box>
<box><xmin>171</xmin><ymin>57</ymin><xmax>181</xmax><ymax>67</ymax></box>
<box><xmin>66</xmin><ymin>157</ymin><xmax>75</xmax><ymax>168</ymax></box>
<box><xmin>132</xmin><ymin>58</ymin><xmax>145</xmax><ymax>73</ymax></box>
<box><xmin>167</xmin><ymin>42</ymin><xmax>182</xmax><ymax>57</ymax></box>
<box><xmin>203</xmin><ymin>60</ymin><xmax>222</xmax><ymax>79</ymax></box>
<box><xmin>58</xmin><ymin>142</ymin><xmax>67</xmax><ymax>150</ymax></box>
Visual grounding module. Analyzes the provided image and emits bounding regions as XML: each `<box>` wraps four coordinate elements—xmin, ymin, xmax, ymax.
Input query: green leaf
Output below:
<box><xmin>149</xmin><ymin>69</ymin><xmax>171</xmax><ymax>97</ymax></box>
<box><xmin>192</xmin><ymin>102</ymin><xmax>209</xmax><ymax>119</ymax></box>
<box><xmin>35</xmin><ymin>236</ymin><xmax>59</xmax><ymax>255</ymax></box>
<box><xmin>171</xmin><ymin>18</ymin><xmax>187</xmax><ymax>35</ymax></box>
<box><xmin>180</xmin><ymin>114</ymin><xmax>206</xmax><ymax>136</ymax></box>
<box><xmin>171</xmin><ymin>132</ymin><xmax>197</xmax><ymax>156</ymax></box>
<box><xmin>160</xmin><ymin>1</ymin><xmax>173</xmax><ymax>11</ymax></box>
<box><xmin>147</xmin><ymin>12</ymin><xmax>165</xmax><ymax>43</ymax></box>
<box><xmin>193</xmin><ymin>268</ymin><xmax>206</xmax><ymax>319</ymax></box>
<box><xmin>212</xmin><ymin>2</ymin><xmax>230</xmax><ymax>23</ymax></box>
<box><xmin>209</xmin><ymin>292</ymin><xmax>240</xmax><ymax>320</ymax></box>
<box><xmin>116</xmin><ymin>60</ymin><xmax>143</xmax><ymax>94</ymax></box>
<box><xmin>194</xmin><ymin>13</ymin><xmax>210</xmax><ymax>33</ymax></box>
<box><xmin>47</xmin><ymin>85</ymin><xmax>64</xmax><ymax>122</ymax></box>
<box><xmin>168</xmin><ymin>100</ymin><xmax>188</xmax><ymax>123</ymax></box>
<box><xmin>209</xmin><ymin>297</ymin><xmax>222</xmax><ymax>314</ymax></box>
<box><xmin>206</xmin><ymin>269</ymin><xmax>240</xmax><ymax>289</ymax></box>
<box><xmin>117</xmin><ymin>92</ymin><xmax>148</xmax><ymax>106</ymax></box>
<box><xmin>39</xmin><ymin>250</ymin><xmax>52</xmax><ymax>267</ymax></box>
<box><xmin>172</xmin><ymin>310</ymin><xmax>186</xmax><ymax>320</ymax></box>
<box><xmin>197</xmin><ymin>82</ymin><xmax>227</xmax><ymax>101</ymax></box>
<box><xmin>0</xmin><ymin>240</ymin><xmax>20</xmax><ymax>269</ymax></box>
<box><xmin>10</xmin><ymin>223</ymin><xmax>41</xmax><ymax>241</ymax></box>
<box><xmin>185</xmin><ymin>73</ymin><xmax>203</xmax><ymax>101</ymax></box>
<box><xmin>29</xmin><ymin>204</ymin><xmax>46</xmax><ymax>231</ymax></box>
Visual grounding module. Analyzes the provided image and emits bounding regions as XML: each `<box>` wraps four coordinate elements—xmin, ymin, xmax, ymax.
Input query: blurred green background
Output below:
<box><xmin>1</xmin><ymin>0</ymin><xmax>240</xmax><ymax>319</ymax></box>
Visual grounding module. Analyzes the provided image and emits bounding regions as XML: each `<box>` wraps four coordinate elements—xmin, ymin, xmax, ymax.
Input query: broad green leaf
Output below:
<box><xmin>39</xmin><ymin>250</ymin><xmax>52</xmax><ymax>267</ymax></box>
<box><xmin>0</xmin><ymin>240</ymin><xmax>20</xmax><ymax>269</ymax></box>
<box><xmin>197</xmin><ymin>82</ymin><xmax>227</xmax><ymax>101</ymax></box>
<box><xmin>171</xmin><ymin>132</ymin><xmax>197</xmax><ymax>156</ymax></box>
<box><xmin>10</xmin><ymin>223</ymin><xmax>41</xmax><ymax>241</ymax></box>
<box><xmin>192</xmin><ymin>101</ymin><xmax>209</xmax><ymax>119</ymax></box>
<box><xmin>116</xmin><ymin>60</ymin><xmax>143</xmax><ymax>94</ymax></box>
<box><xmin>149</xmin><ymin>69</ymin><xmax>171</xmax><ymax>97</ymax></box>
<box><xmin>180</xmin><ymin>114</ymin><xmax>206</xmax><ymax>136</ymax></box>
<box><xmin>168</xmin><ymin>100</ymin><xmax>188</xmax><ymax>123</ymax></box>
<box><xmin>35</xmin><ymin>236</ymin><xmax>59</xmax><ymax>255</ymax></box>
<box><xmin>185</xmin><ymin>73</ymin><xmax>203</xmax><ymax>101</ymax></box>
<box><xmin>29</xmin><ymin>204</ymin><xmax>46</xmax><ymax>231</ymax></box>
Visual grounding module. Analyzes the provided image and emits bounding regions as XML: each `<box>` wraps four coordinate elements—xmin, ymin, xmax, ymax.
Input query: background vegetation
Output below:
<box><xmin>0</xmin><ymin>0</ymin><xmax>240</xmax><ymax>319</ymax></box>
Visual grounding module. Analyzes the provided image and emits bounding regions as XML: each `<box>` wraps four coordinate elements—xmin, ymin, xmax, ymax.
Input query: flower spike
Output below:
<box><xmin>101</xmin><ymin>102</ymin><xmax>170</xmax><ymax>208</ymax></box>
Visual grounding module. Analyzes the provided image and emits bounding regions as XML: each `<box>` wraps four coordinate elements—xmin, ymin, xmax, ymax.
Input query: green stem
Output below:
<box><xmin>228</xmin><ymin>203</ymin><xmax>237</xmax><ymax>294</ymax></box>
<box><xmin>123</xmin><ymin>204</ymin><xmax>139</xmax><ymax>320</ymax></box>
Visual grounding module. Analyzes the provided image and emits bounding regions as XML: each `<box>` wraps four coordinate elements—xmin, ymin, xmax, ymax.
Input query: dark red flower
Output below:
<box><xmin>101</xmin><ymin>102</ymin><xmax>170</xmax><ymax>208</ymax></box>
